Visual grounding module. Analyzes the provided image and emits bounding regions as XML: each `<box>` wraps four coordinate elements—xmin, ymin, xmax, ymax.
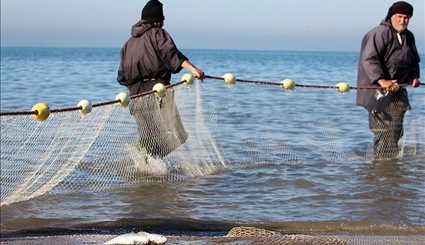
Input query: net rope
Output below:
<box><xmin>1</xmin><ymin>75</ymin><xmax>424</xmax><ymax>207</ymax></box>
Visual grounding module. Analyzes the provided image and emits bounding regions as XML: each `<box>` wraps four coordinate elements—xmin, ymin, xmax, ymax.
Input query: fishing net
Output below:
<box><xmin>226</xmin><ymin>226</ymin><xmax>347</xmax><ymax>245</ymax></box>
<box><xmin>0</xmin><ymin>81</ymin><xmax>225</xmax><ymax>206</ymax></box>
<box><xmin>1</xmin><ymin>78</ymin><xmax>424</xmax><ymax>207</ymax></box>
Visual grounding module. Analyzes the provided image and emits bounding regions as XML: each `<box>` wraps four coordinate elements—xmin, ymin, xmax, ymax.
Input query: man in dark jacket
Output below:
<box><xmin>117</xmin><ymin>0</ymin><xmax>204</xmax><ymax>95</ymax></box>
<box><xmin>117</xmin><ymin>0</ymin><xmax>204</xmax><ymax>163</ymax></box>
<box><xmin>357</xmin><ymin>1</ymin><xmax>421</xmax><ymax>160</ymax></box>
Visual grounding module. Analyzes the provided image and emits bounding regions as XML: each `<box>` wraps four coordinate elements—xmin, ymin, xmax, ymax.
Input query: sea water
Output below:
<box><xmin>1</xmin><ymin>47</ymin><xmax>424</xmax><ymax>234</ymax></box>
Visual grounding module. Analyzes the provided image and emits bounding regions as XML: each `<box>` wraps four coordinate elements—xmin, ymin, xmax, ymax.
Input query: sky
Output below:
<box><xmin>1</xmin><ymin>0</ymin><xmax>424</xmax><ymax>52</ymax></box>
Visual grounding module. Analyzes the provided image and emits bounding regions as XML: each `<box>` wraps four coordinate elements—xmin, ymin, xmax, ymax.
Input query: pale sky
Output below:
<box><xmin>1</xmin><ymin>0</ymin><xmax>424</xmax><ymax>52</ymax></box>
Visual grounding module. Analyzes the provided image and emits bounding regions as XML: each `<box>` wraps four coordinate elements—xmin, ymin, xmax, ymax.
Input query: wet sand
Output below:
<box><xmin>2</xmin><ymin>225</ymin><xmax>425</xmax><ymax>245</ymax></box>
<box><xmin>2</xmin><ymin>234</ymin><xmax>425</xmax><ymax>245</ymax></box>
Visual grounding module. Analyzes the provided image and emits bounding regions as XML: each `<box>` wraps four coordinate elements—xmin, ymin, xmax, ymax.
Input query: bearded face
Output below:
<box><xmin>390</xmin><ymin>13</ymin><xmax>410</xmax><ymax>33</ymax></box>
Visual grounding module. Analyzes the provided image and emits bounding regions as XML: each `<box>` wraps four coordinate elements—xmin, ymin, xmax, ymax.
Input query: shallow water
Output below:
<box><xmin>1</xmin><ymin>48</ymin><xmax>425</xmax><ymax>234</ymax></box>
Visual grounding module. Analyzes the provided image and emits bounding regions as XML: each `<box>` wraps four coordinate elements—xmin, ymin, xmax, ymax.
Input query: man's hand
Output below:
<box><xmin>378</xmin><ymin>79</ymin><xmax>399</xmax><ymax>92</ymax></box>
<box><xmin>412</xmin><ymin>78</ymin><xmax>421</xmax><ymax>88</ymax></box>
<box><xmin>181</xmin><ymin>60</ymin><xmax>205</xmax><ymax>81</ymax></box>
<box><xmin>191</xmin><ymin>67</ymin><xmax>205</xmax><ymax>81</ymax></box>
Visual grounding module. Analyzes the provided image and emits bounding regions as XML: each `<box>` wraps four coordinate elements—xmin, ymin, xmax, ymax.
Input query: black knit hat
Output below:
<box><xmin>141</xmin><ymin>0</ymin><xmax>164</xmax><ymax>22</ymax></box>
<box><xmin>386</xmin><ymin>1</ymin><xmax>414</xmax><ymax>20</ymax></box>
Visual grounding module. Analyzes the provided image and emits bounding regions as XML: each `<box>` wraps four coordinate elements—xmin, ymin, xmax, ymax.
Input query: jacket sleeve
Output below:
<box><xmin>410</xmin><ymin>33</ymin><xmax>421</xmax><ymax>79</ymax></box>
<box><xmin>117</xmin><ymin>45</ymin><xmax>128</xmax><ymax>86</ymax></box>
<box><xmin>359</xmin><ymin>30</ymin><xmax>388</xmax><ymax>84</ymax></box>
<box><xmin>155</xmin><ymin>29</ymin><xmax>188</xmax><ymax>73</ymax></box>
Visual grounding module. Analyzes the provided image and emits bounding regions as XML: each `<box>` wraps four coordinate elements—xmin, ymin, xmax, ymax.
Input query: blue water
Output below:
<box><xmin>1</xmin><ymin>47</ymin><xmax>425</xmax><ymax>234</ymax></box>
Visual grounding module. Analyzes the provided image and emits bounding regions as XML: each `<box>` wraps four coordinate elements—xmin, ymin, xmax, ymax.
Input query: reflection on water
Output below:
<box><xmin>358</xmin><ymin>158</ymin><xmax>425</xmax><ymax>225</ymax></box>
<box><xmin>117</xmin><ymin>183</ymin><xmax>191</xmax><ymax>219</ymax></box>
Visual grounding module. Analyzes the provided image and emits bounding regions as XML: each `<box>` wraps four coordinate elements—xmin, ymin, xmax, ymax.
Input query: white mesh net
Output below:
<box><xmin>0</xmin><ymin>82</ymin><xmax>225</xmax><ymax>206</ymax></box>
<box><xmin>1</xmin><ymin>81</ymin><xmax>424</xmax><ymax>207</ymax></box>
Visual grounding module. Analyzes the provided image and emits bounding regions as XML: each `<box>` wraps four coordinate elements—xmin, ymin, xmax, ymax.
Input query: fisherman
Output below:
<box><xmin>356</xmin><ymin>1</ymin><xmax>421</xmax><ymax>160</ymax></box>
<box><xmin>117</xmin><ymin>0</ymin><xmax>204</xmax><ymax>160</ymax></box>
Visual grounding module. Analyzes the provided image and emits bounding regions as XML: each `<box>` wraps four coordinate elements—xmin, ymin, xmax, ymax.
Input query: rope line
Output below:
<box><xmin>92</xmin><ymin>100</ymin><xmax>121</xmax><ymax>108</ymax></box>
<box><xmin>0</xmin><ymin>75</ymin><xmax>421</xmax><ymax>117</ymax></box>
<box><xmin>129</xmin><ymin>81</ymin><xmax>185</xmax><ymax>100</ymax></box>
<box><xmin>0</xmin><ymin>81</ymin><xmax>187</xmax><ymax>117</ymax></box>
<box><xmin>0</xmin><ymin>111</ymin><xmax>37</xmax><ymax>116</ymax></box>
<box><xmin>204</xmin><ymin>75</ymin><xmax>414</xmax><ymax>90</ymax></box>
<box><xmin>50</xmin><ymin>106</ymin><xmax>85</xmax><ymax>113</ymax></box>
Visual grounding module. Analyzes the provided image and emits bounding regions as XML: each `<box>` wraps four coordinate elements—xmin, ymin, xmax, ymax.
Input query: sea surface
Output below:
<box><xmin>1</xmin><ymin>47</ymin><xmax>425</xmax><ymax>235</ymax></box>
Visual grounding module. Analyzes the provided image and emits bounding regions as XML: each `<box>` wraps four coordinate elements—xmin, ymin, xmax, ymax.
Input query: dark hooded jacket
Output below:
<box><xmin>356</xmin><ymin>20</ymin><xmax>420</xmax><ymax>112</ymax></box>
<box><xmin>117</xmin><ymin>21</ymin><xmax>187</xmax><ymax>95</ymax></box>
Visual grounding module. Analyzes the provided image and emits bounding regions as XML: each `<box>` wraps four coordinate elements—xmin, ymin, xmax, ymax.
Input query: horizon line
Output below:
<box><xmin>0</xmin><ymin>45</ymin><xmax>364</xmax><ymax>54</ymax></box>
<box><xmin>1</xmin><ymin>46</ymin><xmax>425</xmax><ymax>56</ymax></box>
